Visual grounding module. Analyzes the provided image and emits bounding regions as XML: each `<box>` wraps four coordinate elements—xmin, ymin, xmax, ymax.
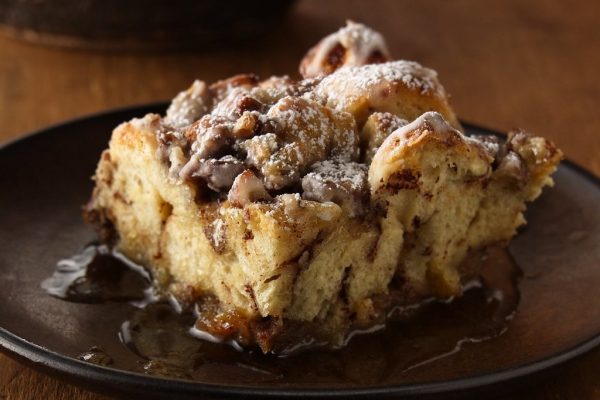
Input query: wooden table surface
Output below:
<box><xmin>0</xmin><ymin>0</ymin><xmax>599</xmax><ymax>399</ymax></box>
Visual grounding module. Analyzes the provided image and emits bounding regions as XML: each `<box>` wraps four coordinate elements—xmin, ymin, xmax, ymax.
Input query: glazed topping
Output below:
<box><xmin>314</xmin><ymin>60</ymin><xmax>446</xmax><ymax>113</ymax></box>
<box><xmin>211</xmin><ymin>87</ymin><xmax>266</xmax><ymax>119</ymax></box>
<box><xmin>471</xmin><ymin>134</ymin><xmax>502</xmax><ymax>163</ymax></box>
<box><xmin>159</xmin><ymin>68</ymin><xmax>530</xmax><ymax>215</ymax></box>
<box><xmin>157</xmin><ymin>23</ymin><xmax>483</xmax><ymax>214</ymax></box>
<box><xmin>209</xmin><ymin>74</ymin><xmax>259</xmax><ymax>102</ymax></box>
<box><xmin>361</xmin><ymin>112</ymin><xmax>408</xmax><ymax>163</ymax></box>
<box><xmin>159</xmin><ymin>62</ymin><xmax>447</xmax><ymax>210</ymax></box>
<box><xmin>368</xmin><ymin>112</ymin><xmax>493</xmax><ymax>192</ymax></box>
<box><xmin>495</xmin><ymin>151</ymin><xmax>528</xmax><ymax>187</ymax></box>
<box><xmin>299</xmin><ymin>21</ymin><xmax>391</xmax><ymax>79</ymax></box>
<box><xmin>164</xmin><ymin>80</ymin><xmax>211</xmax><ymax>129</ymax></box>
<box><xmin>255</xmin><ymin>96</ymin><xmax>359</xmax><ymax>190</ymax></box>
<box><xmin>157</xmin><ymin>129</ymin><xmax>188</xmax><ymax>162</ymax></box>
<box><xmin>302</xmin><ymin>160</ymin><xmax>369</xmax><ymax>217</ymax></box>
<box><xmin>240</xmin><ymin>133</ymin><xmax>280</xmax><ymax>167</ymax></box>
<box><xmin>255</xmin><ymin>75</ymin><xmax>302</xmax><ymax>103</ymax></box>
<box><xmin>471</xmin><ymin>132</ymin><xmax>532</xmax><ymax>187</ymax></box>
<box><xmin>171</xmin><ymin>92</ymin><xmax>361</xmax><ymax>194</ymax></box>
<box><xmin>186</xmin><ymin>115</ymin><xmax>235</xmax><ymax>160</ymax></box>
<box><xmin>189</xmin><ymin>156</ymin><xmax>245</xmax><ymax>192</ymax></box>
<box><xmin>228</xmin><ymin>170</ymin><xmax>272</xmax><ymax>207</ymax></box>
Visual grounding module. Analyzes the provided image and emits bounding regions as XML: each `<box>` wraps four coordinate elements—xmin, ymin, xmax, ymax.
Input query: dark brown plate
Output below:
<box><xmin>0</xmin><ymin>104</ymin><xmax>599</xmax><ymax>399</ymax></box>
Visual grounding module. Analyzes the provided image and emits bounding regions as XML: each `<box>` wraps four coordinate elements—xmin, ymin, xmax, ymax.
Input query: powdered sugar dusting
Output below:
<box><xmin>314</xmin><ymin>61</ymin><xmax>446</xmax><ymax>111</ymax></box>
<box><xmin>301</xmin><ymin>21</ymin><xmax>390</xmax><ymax>78</ymax></box>
<box><xmin>335</xmin><ymin>21</ymin><xmax>389</xmax><ymax>59</ymax></box>
<box><xmin>302</xmin><ymin>160</ymin><xmax>368</xmax><ymax>217</ymax></box>
<box><xmin>379</xmin><ymin>112</ymin><xmax>457</xmax><ymax>158</ymax></box>
<box><xmin>251</xmin><ymin>96</ymin><xmax>359</xmax><ymax>190</ymax></box>
<box><xmin>308</xmin><ymin>160</ymin><xmax>367</xmax><ymax>191</ymax></box>
<box><xmin>165</xmin><ymin>80</ymin><xmax>210</xmax><ymax>128</ymax></box>
<box><xmin>155</xmin><ymin>23</ymin><xmax>463</xmax><ymax>211</ymax></box>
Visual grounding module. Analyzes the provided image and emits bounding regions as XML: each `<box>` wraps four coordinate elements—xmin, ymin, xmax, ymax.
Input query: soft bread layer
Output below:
<box><xmin>87</xmin><ymin>112</ymin><xmax>561</xmax><ymax>348</ymax></box>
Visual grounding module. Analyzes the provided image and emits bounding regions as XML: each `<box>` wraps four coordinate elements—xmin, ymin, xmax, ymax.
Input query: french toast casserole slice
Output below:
<box><xmin>84</xmin><ymin>22</ymin><xmax>562</xmax><ymax>352</ymax></box>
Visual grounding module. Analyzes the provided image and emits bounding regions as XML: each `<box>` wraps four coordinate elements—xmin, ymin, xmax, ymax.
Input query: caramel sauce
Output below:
<box><xmin>42</xmin><ymin>244</ymin><xmax>520</xmax><ymax>385</ymax></box>
<box><xmin>42</xmin><ymin>244</ymin><xmax>153</xmax><ymax>304</ymax></box>
<box><xmin>78</xmin><ymin>346</ymin><xmax>113</xmax><ymax>366</ymax></box>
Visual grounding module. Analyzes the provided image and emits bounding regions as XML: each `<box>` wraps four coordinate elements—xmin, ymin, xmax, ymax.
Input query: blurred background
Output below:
<box><xmin>0</xmin><ymin>0</ymin><xmax>598</xmax><ymax>399</ymax></box>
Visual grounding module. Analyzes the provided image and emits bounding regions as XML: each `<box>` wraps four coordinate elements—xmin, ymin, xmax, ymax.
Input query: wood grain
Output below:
<box><xmin>0</xmin><ymin>0</ymin><xmax>598</xmax><ymax>398</ymax></box>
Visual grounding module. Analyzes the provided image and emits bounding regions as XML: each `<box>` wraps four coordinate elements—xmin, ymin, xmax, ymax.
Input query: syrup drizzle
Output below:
<box><xmin>42</xmin><ymin>244</ymin><xmax>521</xmax><ymax>385</ymax></box>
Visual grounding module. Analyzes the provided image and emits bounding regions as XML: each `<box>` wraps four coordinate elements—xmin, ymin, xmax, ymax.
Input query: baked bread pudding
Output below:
<box><xmin>85</xmin><ymin>22</ymin><xmax>562</xmax><ymax>353</ymax></box>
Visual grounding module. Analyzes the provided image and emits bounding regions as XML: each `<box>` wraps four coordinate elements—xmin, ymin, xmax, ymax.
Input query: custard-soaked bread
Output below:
<box><xmin>85</xmin><ymin>23</ymin><xmax>562</xmax><ymax>352</ymax></box>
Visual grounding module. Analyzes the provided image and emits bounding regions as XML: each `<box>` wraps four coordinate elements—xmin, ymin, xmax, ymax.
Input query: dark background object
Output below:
<box><xmin>0</xmin><ymin>0</ymin><xmax>296</xmax><ymax>50</ymax></box>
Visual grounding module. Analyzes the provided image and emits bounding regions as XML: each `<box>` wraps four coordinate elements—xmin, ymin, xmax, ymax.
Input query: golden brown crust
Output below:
<box><xmin>299</xmin><ymin>21</ymin><xmax>391</xmax><ymax>79</ymax></box>
<box><xmin>313</xmin><ymin>61</ymin><xmax>462</xmax><ymax>130</ymax></box>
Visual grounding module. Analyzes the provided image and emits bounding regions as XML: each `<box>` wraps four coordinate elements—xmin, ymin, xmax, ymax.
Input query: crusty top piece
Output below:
<box><xmin>312</xmin><ymin>61</ymin><xmax>460</xmax><ymax>129</ymax></box>
<box><xmin>153</xmin><ymin>22</ymin><xmax>529</xmax><ymax>218</ymax></box>
<box><xmin>369</xmin><ymin>112</ymin><xmax>491</xmax><ymax>192</ymax></box>
<box><xmin>299</xmin><ymin>21</ymin><xmax>391</xmax><ymax>79</ymax></box>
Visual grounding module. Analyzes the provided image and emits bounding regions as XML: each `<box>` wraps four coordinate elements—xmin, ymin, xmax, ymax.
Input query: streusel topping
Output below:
<box><xmin>157</xmin><ymin>24</ymin><xmax>469</xmax><ymax>214</ymax></box>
